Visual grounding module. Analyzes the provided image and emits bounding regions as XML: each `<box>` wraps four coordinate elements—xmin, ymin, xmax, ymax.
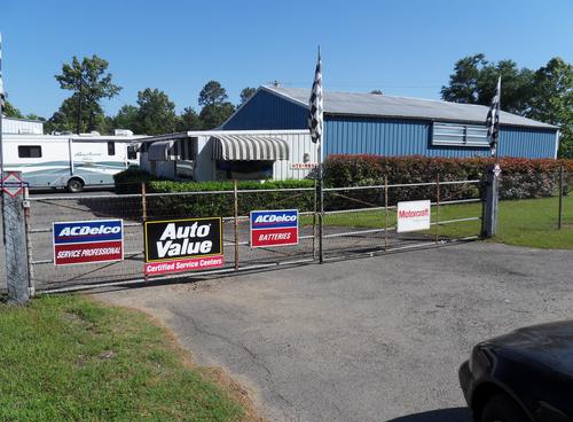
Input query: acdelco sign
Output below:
<box><xmin>53</xmin><ymin>219</ymin><xmax>124</xmax><ymax>265</ymax></box>
<box><xmin>250</xmin><ymin>209</ymin><xmax>299</xmax><ymax>248</ymax></box>
<box><xmin>397</xmin><ymin>200</ymin><xmax>431</xmax><ymax>233</ymax></box>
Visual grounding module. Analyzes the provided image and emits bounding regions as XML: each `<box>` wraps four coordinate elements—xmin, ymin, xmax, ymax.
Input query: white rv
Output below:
<box><xmin>1</xmin><ymin>133</ymin><xmax>141</xmax><ymax>192</ymax></box>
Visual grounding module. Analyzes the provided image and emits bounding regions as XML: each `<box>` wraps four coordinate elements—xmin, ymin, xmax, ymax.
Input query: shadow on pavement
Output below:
<box><xmin>386</xmin><ymin>407</ymin><xmax>472</xmax><ymax>422</ymax></box>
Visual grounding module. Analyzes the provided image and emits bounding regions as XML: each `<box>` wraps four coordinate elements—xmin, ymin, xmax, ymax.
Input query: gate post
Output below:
<box><xmin>482</xmin><ymin>163</ymin><xmax>501</xmax><ymax>238</ymax></box>
<box><xmin>2</xmin><ymin>172</ymin><xmax>31</xmax><ymax>304</ymax></box>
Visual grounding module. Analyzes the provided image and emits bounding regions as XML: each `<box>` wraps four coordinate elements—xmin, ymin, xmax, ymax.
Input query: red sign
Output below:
<box><xmin>251</xmin><ymin>227</ymin><xmax>298</xmax><ymax>248</ymax></box>
<box><xmin>1</xmin><ymin>172</ymin><xmax>25</xmax><ymax>198</ymax></box>
<box><xmin>54</xmin><ymin>240</ymin><xmax>123</xmax><ymax>265</ymax></box>
<box><xmin>144</xmin><ymin>256</ymin><xmax>224</xmax><ymax>275</ymax></box>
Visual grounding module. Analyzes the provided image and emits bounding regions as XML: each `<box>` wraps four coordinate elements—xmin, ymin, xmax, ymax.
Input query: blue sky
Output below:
<box><xmin>2</xmin><ymin>0</ymin><xmax>572</xmax><ymax>118</ymax></box>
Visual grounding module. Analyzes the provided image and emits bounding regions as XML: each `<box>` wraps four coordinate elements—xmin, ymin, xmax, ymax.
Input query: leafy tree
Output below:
<box><xmin>135</xmin><ymin>88</ymin><xmax>177</xmax><ymax>135</ymax></box>
<box><xmin>240</xmin><ymin>87</ymin><xmax>257</xmax><ymax>104</ymax></box>
<box><xmin>176</xmin><ymin>107</ymin><xmax>202</xmax><ymax>131</ymax></box>
<box><xmin>3</xmin><ymin>100</ymin><xmax>23</xmax><ymax>118</ymax></box>
<box><xmin>55</xmin><ymin>55</ymin><xmax>121</xmax><ymax>133</ymax></box>
<box><xmin>198</xmin><ymin>80</ymin><xmax>228</xmax><ymax>107</ymax></box>
<box><xmin>113</xmin><ymin>105</ymin><xmax>139</xmax><ymax>132</ymax></box>
<box><xmin>441</xmin><ymin>54</ymin><xmax>534</xmax><ymax>113</ymax></box>
<box><xmin>45</xmin><ymin>94</ymin><xmax>107</xmax><ymax>134</ymax></box>
<box><xmin>25</xmin><ymin>114</ymin><xmax>46</xmax><ymax>122</ymax></box>
<box><xmin>199</xmin><ymin>103</ymin><xmax>235</xmax><ymax>129</ymax></box>
<box><xmin>526</xmin><ymin>58</ymin><xmax>573</xmax><ymax>158</ymax></box>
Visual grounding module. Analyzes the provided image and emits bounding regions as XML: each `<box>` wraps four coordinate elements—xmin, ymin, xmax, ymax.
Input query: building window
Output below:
<box><xmin>432</xmin><ymin>122</ymin><xmax>489</xmax><ymax>147</ymax></box>
<box><xmin>108</xmin><ymin>141</ymin><xmax>116</xmax><ymax>156</ymax></box>
<box><xmin>18</xmin><ymin>145</ymin><xmax>42</xmax><ymax>158</ymax></box>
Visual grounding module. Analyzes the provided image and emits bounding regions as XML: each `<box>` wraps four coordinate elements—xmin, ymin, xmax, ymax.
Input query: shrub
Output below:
<box><xmin>145</xmin><ymin>179</ymin><xmax>315</xmax><ymax>219</ymax></box>
<box><xmin>323</xmin><ymin>155</ymin><xmax>573</xmax><ymax>201</ymax></box>
<box><xmin>113</xmin><ymin>168</ymin><xmax>161</xmax><ymax>194</ymax></box>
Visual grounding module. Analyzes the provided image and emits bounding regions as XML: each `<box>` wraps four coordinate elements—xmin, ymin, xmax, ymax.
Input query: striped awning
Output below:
<box><xmin>211</xmin><ymin>135</ymin><xmax>290</xmax><ymax>161</ymax></box>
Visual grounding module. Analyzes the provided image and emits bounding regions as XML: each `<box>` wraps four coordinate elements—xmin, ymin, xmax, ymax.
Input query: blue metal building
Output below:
<box><xmin>222</xmin><ymin>86</ymin><xmax>560</xmax><ymax>159</ymax></box>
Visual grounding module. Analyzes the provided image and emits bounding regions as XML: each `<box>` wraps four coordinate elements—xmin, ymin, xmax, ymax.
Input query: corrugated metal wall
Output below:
<box><xmin>224</xmin><ymin>91</ymin><xmax>558</xmax><ymax>159</ymax></box>
<box><xmin>325</xmin><ymin>117</ymin><xmax>558</xmax><ymax>159</ymax></box>
<box><xmin>2</xmin><ymin>118</ymin><xmax>44</xmax><ymax>134</ymax></box>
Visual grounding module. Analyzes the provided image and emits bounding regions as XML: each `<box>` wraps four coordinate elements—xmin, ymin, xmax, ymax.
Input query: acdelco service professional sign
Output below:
<box><xmin>250</xmin><ymin>209</ymin><xmax>299</xmax><ymax>248</ymax></box>
<box><xmin>144</xmin><ymin>217</ymin><xmax>223</xmax><ymax>275</ymax></box>
<box><xmin>53</xmin><ymin>219</ymin><xmax>124</xmax><ymax>265</ymax></box>
<box><xmin>397</xmin><ymin>200</ymin><xmax>431</xmax><ymax>233</ymax></box>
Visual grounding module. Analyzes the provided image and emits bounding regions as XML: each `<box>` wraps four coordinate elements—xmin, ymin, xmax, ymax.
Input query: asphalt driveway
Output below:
<box><xmin>95</xmin><ymin>242</ymin><xmax>573</xmax><ymax>422</ymax></box>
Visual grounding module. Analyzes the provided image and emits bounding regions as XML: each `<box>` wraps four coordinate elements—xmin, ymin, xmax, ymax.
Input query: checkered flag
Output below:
<box><xmin>486</xmin><ymin>77</ymin><xmax>501</xmax><ymax>157</ymax></box>
<box><xmin>308</xmin><ymin>48</ymin><xmax>323</xmax><ymax>145</ymax></box>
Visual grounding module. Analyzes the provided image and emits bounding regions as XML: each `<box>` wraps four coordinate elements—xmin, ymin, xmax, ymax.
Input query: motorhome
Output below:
<box><xmin>1</xmin><ymin>132</ymin><xmax>141</xmax><ymax>192</ymax></box>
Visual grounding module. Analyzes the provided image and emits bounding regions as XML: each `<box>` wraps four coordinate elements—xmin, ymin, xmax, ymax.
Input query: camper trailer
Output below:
<box><xmin>138</xmin><ymin>130</ymin><xmax>317</xmax><ymax>182</ymax></box>
<box><xmin>1</xmin><ymin>133</ymin><xmax>141</xmax><ymax>192</ymax></box>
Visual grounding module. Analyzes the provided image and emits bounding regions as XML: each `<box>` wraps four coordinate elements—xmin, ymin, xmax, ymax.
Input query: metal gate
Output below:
<box><xmin>25</xmin><ymin>177</ymin><xmax>483</xmax><ymax>294</ymax></box>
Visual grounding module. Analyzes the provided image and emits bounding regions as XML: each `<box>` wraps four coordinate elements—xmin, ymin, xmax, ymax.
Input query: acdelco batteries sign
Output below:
<box><xmin>144</xmin><ymin>217</ymin><xmax>223</xmax><ymax>275</ymax></box>
<box><xmin>53</xmin><ymin>219</ymin><xmax>124</xmax><ymax>265</ymax></box>
<box><xmin>250</xmin><ymin>209</ymin><xmax>299</xmax><ymax>248</ymax></box>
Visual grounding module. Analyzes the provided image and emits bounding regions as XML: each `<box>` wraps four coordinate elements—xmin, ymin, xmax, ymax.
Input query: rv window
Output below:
<box><xmin>108</xmin><ymin>142</ymin><xmax>116</xmax><ymax>156</ymax></box>
<box><xmin>18</xmin><ymin>146</ymin><xmax>42</xmax><ymax>158</ymax></box>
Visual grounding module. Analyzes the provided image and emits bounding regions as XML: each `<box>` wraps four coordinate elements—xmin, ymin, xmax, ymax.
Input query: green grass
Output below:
<box><xmin>302</xmin><ymin>195</ymin><xmax>573</xmax><ymax>249</ymax></box>
<box><xmin>0</xmin><ymin>295</ymin><xmax>249</xmax><ymax>422</ymax></box>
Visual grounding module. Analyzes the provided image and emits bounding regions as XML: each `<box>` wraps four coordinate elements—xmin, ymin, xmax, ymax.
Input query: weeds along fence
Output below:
<box><xmin>25</xmin><ymin>177</ymin><xmax>483</xmax><ymax>294</ymax></box>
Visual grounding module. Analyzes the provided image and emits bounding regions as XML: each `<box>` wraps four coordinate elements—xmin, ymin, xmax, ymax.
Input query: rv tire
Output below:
<box><xmin>67</xmin><ymin>178</ymin><xmax>84</xmax><ymax>193</ymax></box>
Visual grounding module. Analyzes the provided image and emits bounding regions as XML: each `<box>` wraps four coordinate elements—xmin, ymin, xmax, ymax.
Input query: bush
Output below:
<box><xmin>145</xmin><ymin>179</ymin><xmax>315</xmax><ymax>218</ymax></box>
<box><xmin>113</xmin><ymin>168</ymin><xmax>161</xmax><ymax>194</ymax></box>
<box><xmin>323</xmin><ymin>155</ymin><xmax>573</xmax><ymax>201</ymax></box>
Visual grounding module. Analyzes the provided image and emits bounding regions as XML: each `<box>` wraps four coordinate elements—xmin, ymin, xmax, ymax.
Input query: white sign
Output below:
<box><xmin>397</xmin><ymin>200</ymin><xmax>431</xmax><ymax>233</ymax></box>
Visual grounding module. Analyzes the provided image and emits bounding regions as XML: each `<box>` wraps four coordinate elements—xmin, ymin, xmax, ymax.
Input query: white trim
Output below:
<box><xmin>554</xmin><ymin>130</ymin><xmax>561</xmax><ymax>159</ymax></box>
<box><xmin>137</xmin><ymin>129</ymin><xmax>309</xmax><ymax>144</ymax></box>
<box><xmin>260</xmin><ymin>85</ymin><xmax>309</xmax><ymax>108</ymax></box>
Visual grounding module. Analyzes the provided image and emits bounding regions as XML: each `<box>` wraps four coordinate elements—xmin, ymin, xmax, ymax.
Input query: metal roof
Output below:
<box><xmin>262</xmin><ymin>86</ymin><xmax>558</xmax><ymax>130</ymax></box>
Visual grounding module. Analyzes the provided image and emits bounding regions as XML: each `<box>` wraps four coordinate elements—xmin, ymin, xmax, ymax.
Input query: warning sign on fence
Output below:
<box><xmin>397</xmin><ymin>200</ymin><xmax>432</xmax><ymax>233</ymax></box>
<box><xmin>53</xmin><ymin>219</ymin><xmax>124</xmax><ymax>265</ymax></box>
<box><xmin>250</xmin><ymin>209</ymin><xmax>299</xmax><ymax>248</ymax></box>
<box><xmin>144</xmin><ymin>217</ymin><xmax>224</xmax><ymax>275</ymax></box>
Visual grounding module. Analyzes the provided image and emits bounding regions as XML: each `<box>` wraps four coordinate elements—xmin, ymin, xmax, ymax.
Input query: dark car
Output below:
<box><xmin>459</xmin><ymin>321</ymin><xmax>573</xmax><ymax>422</ymax></box>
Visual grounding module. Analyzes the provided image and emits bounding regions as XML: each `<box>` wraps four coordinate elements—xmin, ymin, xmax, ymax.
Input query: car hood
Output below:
<box><xmin>483</xmin><ymin>321</ymin><xmax>573</xmax><ymax>377</ymax></box>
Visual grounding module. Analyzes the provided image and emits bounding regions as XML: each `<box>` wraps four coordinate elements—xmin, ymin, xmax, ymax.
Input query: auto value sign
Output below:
<box><xmin>144</xmin><ymin>217</ymin><xmax>223</xmax><ymax>275</ymax></box>
<box><xmin>250</xmin><ymin>209</ymin><xmax>299</xmax><ymax>248</ymax></box>
<box><xmin>397</xmin><ymin>200</ymin><xmax>431</xmax><ymax>233</ymax></box>
<box><xmin>53</xmin><ymin>219</ymin><xmax>124</xmax><ymax>265</ymax></box>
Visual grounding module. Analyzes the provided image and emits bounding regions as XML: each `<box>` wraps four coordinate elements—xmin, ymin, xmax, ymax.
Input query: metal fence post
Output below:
<box><xmin>233</xmin><ymin>179</ymin><xmax>239</xmax><ymax>271</ymax></box>
<box><xmin>23</xmin><ymin>186</ymin><xmax>34</xmax><ymax>297</ymax></box>
<box><xmin>312</xmin><ymin>177</ymin><xmax>317</xmax><ymax>261</ymax></box>
<box><xmin>141</xmin><ymin>181</ymin><xmax>148</xmax><ymax>282</ymax></box>
<box><xmin>384</xmin><ymin>175</ymin><xmax>389</xmax><ymax>252</ymax></box>
<box><xmin>558</xmin><ymin>165</ymin><xmax>564</xmax><ymax>230</ymax></box>
<box><xmin>3</xmin><ymin>175</ymin><xmax>31</xmax><ymax>304</ymax></box>
<box><xmin>435</xmin><ymin>174</ymin><xmax>441</xmax><ymax>243</ymax></box>
<box><xmin>482</xmin><ymin>163</ymin><xmax>501</xmax><ymax>238</ymax></box>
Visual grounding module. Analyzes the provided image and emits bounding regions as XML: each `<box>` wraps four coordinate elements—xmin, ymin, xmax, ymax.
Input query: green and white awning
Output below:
<box><xmin>211</xmin><ymin>135</ymin><xmax>289</xmax><ymax>161</ymax></box>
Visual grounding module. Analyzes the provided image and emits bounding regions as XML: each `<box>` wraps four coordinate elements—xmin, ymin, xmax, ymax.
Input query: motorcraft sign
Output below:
<box><xmin>53</xmin><ymin>219</ymin><xmax>124</xmax><ymax>265</ymax></box>
<box><xmin>397</xmin><ymin>200</ymin><xmax>431</xmax><ymax>233</ymax></box>
<box><xmin>250</xmin><ymin>209</ymin><xmax>299</xmax><ymax>248</ymax></box>
<box><xmin>144</xmin><ymin>217</ymin><xmax>223</xmax><ymax>275</ymax></box>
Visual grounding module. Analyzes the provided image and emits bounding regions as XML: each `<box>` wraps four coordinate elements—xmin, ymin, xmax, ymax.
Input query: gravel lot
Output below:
<box><xmin>95</xmin><ymin>242</ymin><xmax>573</xmax><ymax>422</ymax></box>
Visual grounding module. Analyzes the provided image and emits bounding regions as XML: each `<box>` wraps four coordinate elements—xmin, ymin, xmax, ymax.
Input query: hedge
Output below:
<box><xmin>145</xmin><ymin>179</ymin><xmax>315</xmax><ymax>218</ymax></box>
<box><xmin>323</xmin><ymin>155</ymin><xmax>573</xmax><ymax>202</ymax></box>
